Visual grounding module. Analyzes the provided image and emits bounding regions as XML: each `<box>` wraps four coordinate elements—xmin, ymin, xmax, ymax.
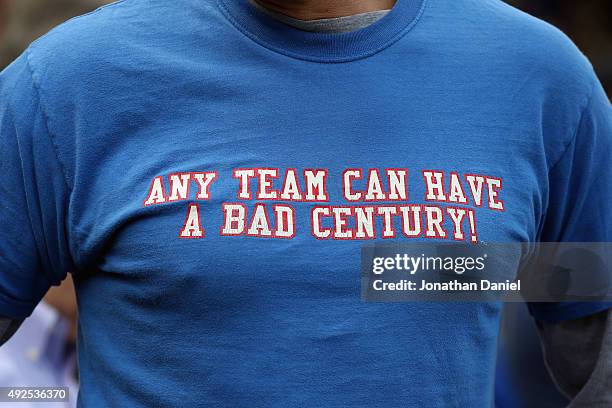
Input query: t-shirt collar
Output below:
<box><xmin>216</xmin><ymin>0</ymin><xmax>427</xmax><ymax>63</ymax></box>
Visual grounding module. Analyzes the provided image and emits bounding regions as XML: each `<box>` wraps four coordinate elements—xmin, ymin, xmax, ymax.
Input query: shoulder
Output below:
<box><xmin>26</xmin><ymin>0</ymin><xmax>141</xmax><ymax>71</ymax></box>
<box><xmin>462</xmin><ymin>0</ymin><xmax>595</xmax><ymax>94</ymax></box>
<box><xmin>423</xmin><ymin>0</ymin><xmax>596</xmax><ymax>96</ymax></box>
<box><xmin>22</xmin><ymin>0</ymin><xmax>219</xmax><ymax>88</ymax></box>
<box><xmin>416</xmin><ymin>0</ymin><xmax>603</xmax><ymax>164</ymax></box>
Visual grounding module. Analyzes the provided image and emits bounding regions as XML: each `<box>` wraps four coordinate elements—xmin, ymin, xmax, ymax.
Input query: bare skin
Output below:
<box><xmin>44</xmin><ymin>275</ymin><xmax>78</xmax><ymax>342</ymax></box>
<box><xmin>253</xmin><ymin>0</ymin><xmax>397</xmax><ymax>20</ymax></box>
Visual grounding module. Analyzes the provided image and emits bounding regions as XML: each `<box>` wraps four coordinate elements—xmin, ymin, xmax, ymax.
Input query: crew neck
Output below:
<box><xmin>216</xmin><ymin>0</ymin><xmax>427</xmax><ymax>63</ymax></box>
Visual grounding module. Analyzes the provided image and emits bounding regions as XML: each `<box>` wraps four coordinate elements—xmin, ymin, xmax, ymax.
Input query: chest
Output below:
<box><xmin>69</xmin><ymin>67</ymin><xmax>548</xmax><ymax>284</ymax></box>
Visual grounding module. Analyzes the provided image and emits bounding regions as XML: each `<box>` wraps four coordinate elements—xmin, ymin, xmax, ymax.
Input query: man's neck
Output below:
<box><xmin>252</xmin><ymin>0</ymin><xmax>397</xmax><ymax>21</ymax></box>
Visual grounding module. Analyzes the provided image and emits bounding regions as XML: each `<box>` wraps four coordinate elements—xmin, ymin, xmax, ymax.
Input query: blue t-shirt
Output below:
<box><xmin>1</xmin><ymin>0</ymin><xmax>611</xmax><ymax>406</ymax></box>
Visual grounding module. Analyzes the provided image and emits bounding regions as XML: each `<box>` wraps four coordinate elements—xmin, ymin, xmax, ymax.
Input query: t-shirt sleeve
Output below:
<box><xmin>0</xmin><ymin>52</ymin><xmax>74</xmax><ymax>319</ymax></box>
<box><xmin>528</xmin><ymin>74</ymin><xmax>612</xmax><ymax>323</ymax></box>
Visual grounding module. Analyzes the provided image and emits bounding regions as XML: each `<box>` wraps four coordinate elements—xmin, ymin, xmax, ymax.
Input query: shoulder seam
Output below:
<box><xmin>23</xmin><ymin>49</ymin><xmax>85</xmax><ymax>267</ymax></box>
<box><xmin>547</xmin><ymin>70</ymin><xmax>598</xmax><ymax>174</ymax></box>
<box><xmin>23</xmin><ymin>49</ymin><xmax>72</xmax><ymax>195</ymax></box>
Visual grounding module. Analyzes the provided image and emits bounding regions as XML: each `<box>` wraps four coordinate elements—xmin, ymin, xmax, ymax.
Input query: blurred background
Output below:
<box><xmin>0</xmin><ymin>1</ymin><xmax>610</xmax><ymax>408</ymax></box>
